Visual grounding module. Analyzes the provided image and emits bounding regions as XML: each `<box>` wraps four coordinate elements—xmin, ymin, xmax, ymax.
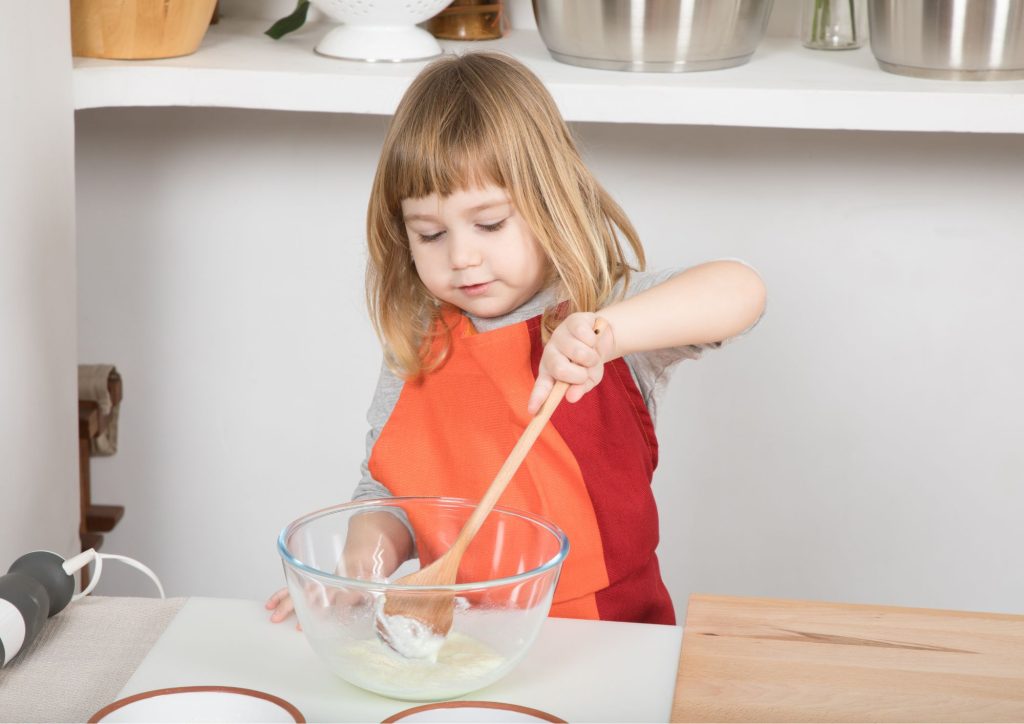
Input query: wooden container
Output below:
<box><xmin>71</xmin><ymin>0</ymin><xmax>218</xmax><ymax>59</ymax></box>
<box><xmin>425</xmin><ymin>1</ymin><xmax>505</xmax><ymax>41</ymax></box>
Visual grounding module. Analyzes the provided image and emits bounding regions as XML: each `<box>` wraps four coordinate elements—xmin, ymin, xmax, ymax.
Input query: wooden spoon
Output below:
<box><xmin>375</xmin><ymin>319</ymin><xmax>607</xmax><ymax>659</ymax></box>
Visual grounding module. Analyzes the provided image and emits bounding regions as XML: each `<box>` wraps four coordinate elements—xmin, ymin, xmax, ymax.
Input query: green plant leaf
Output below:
<box><xmin>265</xmin><ymin>0</ymin><xmax>311</xmax><ymax>40</ymax></box>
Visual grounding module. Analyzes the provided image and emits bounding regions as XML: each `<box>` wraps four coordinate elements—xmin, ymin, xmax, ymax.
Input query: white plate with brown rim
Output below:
<box><xmin>88</xmin><ymin>685</ymin><xmax>304</xmax><ymax>722</ymax></box>
<box><xmin>383</xmin><ymin>700</ymin><xmax>565</xmax><ymax>722</ymax></box>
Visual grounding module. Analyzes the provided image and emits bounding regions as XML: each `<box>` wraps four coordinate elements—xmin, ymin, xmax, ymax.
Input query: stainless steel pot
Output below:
<box><xmin>868</xmin><ymin>0</ymin><xmax>1024</xmax><ymax>80</ymax></box>
<box><xmin>531</xmin><ymin>0</ymin><xmax>776</xmax><ymax>72</ymax></box>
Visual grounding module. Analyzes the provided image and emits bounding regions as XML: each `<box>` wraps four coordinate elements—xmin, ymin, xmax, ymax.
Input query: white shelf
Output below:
<box><xmin>73</xmin><ymin>18</ymin><xmax>1024</xmax><ymax>133</ymax></box>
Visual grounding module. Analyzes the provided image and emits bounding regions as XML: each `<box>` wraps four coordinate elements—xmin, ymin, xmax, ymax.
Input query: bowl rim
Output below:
<box><xmin>277</xmin><ymin>496</ymin><xmax>570</xmax><ymax>592</ymax></box>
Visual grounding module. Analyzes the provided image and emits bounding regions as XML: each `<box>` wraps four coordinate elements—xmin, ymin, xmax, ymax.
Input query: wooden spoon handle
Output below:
<box><xmin>447</xmin><ymin>317</ymin><xmax>608</xmax><ymax>560</ymax></box>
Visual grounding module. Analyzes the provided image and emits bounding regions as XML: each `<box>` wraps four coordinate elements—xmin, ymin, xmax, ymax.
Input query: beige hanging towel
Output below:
<box><xmin>78</xmin><ymin>364</ymin><xmax>122</xmax><ymax>456</ymax></box>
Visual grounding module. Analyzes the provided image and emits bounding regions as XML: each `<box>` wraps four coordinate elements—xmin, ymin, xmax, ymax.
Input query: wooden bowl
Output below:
<box><xmin>71</xmin><ymin>0</ymin><xmax>218</xmax><ymax>59</ymax></box>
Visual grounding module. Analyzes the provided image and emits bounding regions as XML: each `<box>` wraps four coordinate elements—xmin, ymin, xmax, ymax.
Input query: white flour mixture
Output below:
<box><xmin>339</xmin><ymin>631</ymin><xmax>505</xmax><ymax>700</ymax></box>
<box><xmin>373</xmin><ymin>598</ymin><xmax>447</xmax><ymax>661</ymax></box>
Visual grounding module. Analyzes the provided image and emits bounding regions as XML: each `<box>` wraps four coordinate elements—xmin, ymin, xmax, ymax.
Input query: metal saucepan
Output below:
<box><xmin>868</xmin><ymin>0</ymin><xmax>1024</xmax><ymax>80</ymax></box>
<box><xmin>532</xmin><ymin>0</ymin><xmax>776</xmax><ymax>72</ymax></box>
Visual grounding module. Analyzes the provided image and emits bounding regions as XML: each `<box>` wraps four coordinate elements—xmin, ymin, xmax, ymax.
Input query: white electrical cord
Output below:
<box><xmin>62</xmin><ymin>549</ymin><xmax>165</xmax><ymax>601</ymax></box>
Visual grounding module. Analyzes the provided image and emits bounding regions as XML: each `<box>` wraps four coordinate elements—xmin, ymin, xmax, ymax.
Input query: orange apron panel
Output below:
<box><xmin>549</xmin><ymin>593</ymin><xmax>600</xmax><ymax>621</ymax></box>
<box><xmin>369</xmin><ymin>307</ymin><xmax>610</xmax><ymax>611</ymax></box>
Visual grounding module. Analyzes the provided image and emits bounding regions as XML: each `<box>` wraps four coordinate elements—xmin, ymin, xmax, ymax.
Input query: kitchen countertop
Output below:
<box><xmin>0</xmin><ymin>596</ymin><xmax>681</xmax><ymax>722</ymax></box>
<box><xmin>4</xmin><ymin>593</ymin><xmax>1023</xmax><ymax>722</ymax></box>
<box><xmin>675</xmin><ymin>594</ymin><xmax>1024</xmax><ymax>722</ymax></box>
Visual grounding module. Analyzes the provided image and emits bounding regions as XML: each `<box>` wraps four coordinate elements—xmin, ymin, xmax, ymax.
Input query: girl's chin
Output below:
<box><xmin>457</xmin><ymin>298</ymin><xmax>519</xmax><ymax>319</ymax></box>
<box><xmin>464</xmin><ymin>304</ymin><xmax>514</xmax><ymax>319</ymax></box>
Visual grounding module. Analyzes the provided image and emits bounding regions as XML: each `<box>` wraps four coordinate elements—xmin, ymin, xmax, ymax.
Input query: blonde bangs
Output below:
<box><xmin>378</xmin><ymin>60</ymin><xmax>509</xmax><ymax>208</ymax></box>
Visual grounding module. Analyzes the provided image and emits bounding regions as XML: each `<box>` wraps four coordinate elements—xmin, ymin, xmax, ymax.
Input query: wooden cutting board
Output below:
<box><xmin>674</xmin><ymin>594</ymin><xmax>1024</xmax><ymax>722</ymax></box>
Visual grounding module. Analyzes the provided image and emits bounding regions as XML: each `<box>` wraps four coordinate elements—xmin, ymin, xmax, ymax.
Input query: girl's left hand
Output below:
<box><xmin>528</xmin><ymin>313</ymin><xmax>614</xmax><ymax>414</ymax></box>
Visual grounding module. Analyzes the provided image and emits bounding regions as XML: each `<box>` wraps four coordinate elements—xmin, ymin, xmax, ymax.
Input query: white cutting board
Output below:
<box><xmin>114</xmin><ymin>597</ymin><xmax>681</xmax><ymax>723</ymax></box>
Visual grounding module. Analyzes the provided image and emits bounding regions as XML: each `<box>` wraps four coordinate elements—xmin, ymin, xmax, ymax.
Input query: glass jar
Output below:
<box><xmin>802</xmin><ymin>0</ymin><xmax>867</xmax><ymax>50</ymax></box>
<box><xmin>425</xmin><ymin>1</ymin><xmax>506</xmax><ymax>41</ymax></box>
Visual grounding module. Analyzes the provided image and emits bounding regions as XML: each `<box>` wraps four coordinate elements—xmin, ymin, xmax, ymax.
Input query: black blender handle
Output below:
<box><xmin>0</xmin><ymin>551</ymin><xmax>76</xmax><ymax>667</ymax></box>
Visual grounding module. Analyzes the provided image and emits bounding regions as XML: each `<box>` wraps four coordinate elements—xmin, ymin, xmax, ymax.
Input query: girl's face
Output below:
<box><xmin>402</xmin><ymin>184</ymin><xmax>549</xmax><ymax>318</ymax></box>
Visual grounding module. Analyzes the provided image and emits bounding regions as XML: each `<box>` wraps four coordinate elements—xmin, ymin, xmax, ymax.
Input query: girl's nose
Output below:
<box><xmin>448</xmin><ymin>233</ymin><xmax>481</xmax><ymax>270</ymax></box>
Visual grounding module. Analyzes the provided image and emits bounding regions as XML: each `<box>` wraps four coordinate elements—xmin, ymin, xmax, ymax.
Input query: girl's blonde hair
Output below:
<box><xmin>366</xmin><ymin>52</ymin><xmax>645</xmax><ymax>379</ymax></box>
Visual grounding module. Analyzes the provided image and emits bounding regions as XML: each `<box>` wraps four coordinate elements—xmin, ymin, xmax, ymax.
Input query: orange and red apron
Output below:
<box><xmin>368</xmin><ymin>306</ymin><xmax>675</xmax><ymax>625</ymax></box>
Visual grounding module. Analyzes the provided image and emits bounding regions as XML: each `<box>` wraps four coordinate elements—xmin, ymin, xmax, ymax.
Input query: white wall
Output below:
<box><xmin>0</xmin><ymin>5</ymin><xmax>79</xmax><ymax>565</ymax></box>
<box><xmin>75</xmin><ymin>103</ymin><xmax>1024</xmax><ymax>615</ymax></box>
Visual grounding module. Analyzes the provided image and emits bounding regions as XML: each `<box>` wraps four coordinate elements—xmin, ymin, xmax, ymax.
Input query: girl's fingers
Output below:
<box><xmin>566</xmin><ymin>375</ymin><xmax>601</xmax><ymax>404</ymax></box>
<box><xmin>267</xmin><ymin>588</ymin><xmax>297</xmax><ymax>625</ymax></box>
<box><xmin>562</xmin><ymin>340</ymin><xmax>601</xmax><ymax>367</ymax></box>
<box><xmin>551</xmin><ymin>356</ymin><xmax>590</xmax><ymax>384</ymax></box>
<box><xmin>565</xmin><ymin>360</ymin><xmax>604</xmax><ymax>404</ymax></box>
<box><xmin>269</xmin><ymin>595</ymin><xmax>295</xmax><ymax>623</ymax></box>
<box><xmin>528</xmin><ymin>372</ymin><xmax>555</xmax><ymax>415</ymax></box>
<box><xmin>533</xmin><ymin>314</ymin><xmax>612</xmax><ymax>411</ymax></box>
<box><xmin>565</xmin><ymin>383</ymin><xmax>584</xmax><ymax>404</ymax></box>
<box><xmin>265</xmin><ymin>587</ymin><xmax>288</xmax><ymax>609</ymax></box>
<box><xmin>568</xmin><ymin>313</ymin><xmax>601</xmax><ymax>341</ymax></box>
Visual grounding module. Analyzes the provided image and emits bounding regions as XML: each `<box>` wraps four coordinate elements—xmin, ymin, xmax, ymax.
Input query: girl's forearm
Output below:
<box><xmin>599</xmin><ymin>260</ymin><xmax>766</xmax><ymax>359</ymax></box>
<box><xmin>343</xmin><ymin>510</ymin><xmax>415</xmax><ymax>579</ymax></box>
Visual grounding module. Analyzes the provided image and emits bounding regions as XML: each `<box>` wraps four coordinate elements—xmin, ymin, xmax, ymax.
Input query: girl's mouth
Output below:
<box><xmin>459</xmin><ymin>282</ymin><xmax>491</xmax><ymax>297</ymax></box>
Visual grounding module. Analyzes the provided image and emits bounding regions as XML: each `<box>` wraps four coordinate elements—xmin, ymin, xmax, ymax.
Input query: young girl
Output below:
<box><xmin>268</xmin><ymin>51</ymin><xmax>765</xmax><ymax>627</ymax></box>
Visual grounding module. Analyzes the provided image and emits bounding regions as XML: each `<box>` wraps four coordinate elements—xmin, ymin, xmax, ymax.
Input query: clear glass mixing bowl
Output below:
<box><xmin>278</xmin><ymin>497</ymin><xmax>569</xmax><ymax>701</ymax></box>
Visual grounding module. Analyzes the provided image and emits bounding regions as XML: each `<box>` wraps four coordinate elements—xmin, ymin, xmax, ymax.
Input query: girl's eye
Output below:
<box><xmin>417</xmin><ymin>230</ymin><xmax>444</xmax><ymax>243</ymax></box>
<box><xmin>479</xmin><ymin>219</ymin><xmax>507</xmax><ymax>233</ymax></box>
